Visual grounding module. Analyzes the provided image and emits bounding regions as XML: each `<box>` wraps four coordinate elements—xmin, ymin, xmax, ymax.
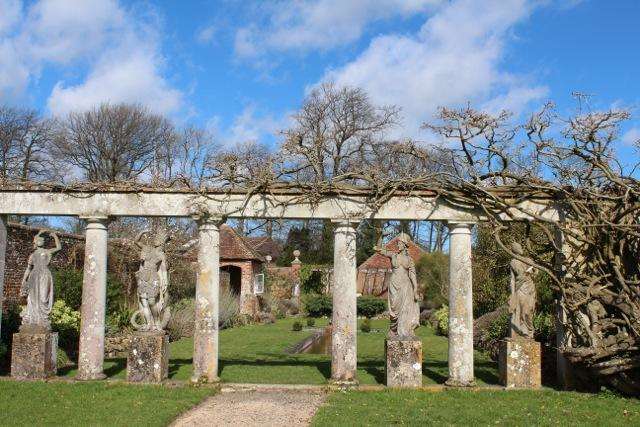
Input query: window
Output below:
<box><xmin>254</xmin><ymin>273</ymin><xmax>265</xmax><ymax>294</ymax></box>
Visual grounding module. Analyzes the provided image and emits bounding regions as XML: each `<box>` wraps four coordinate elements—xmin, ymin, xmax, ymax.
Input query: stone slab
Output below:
<box><xmin>385</xmin><ymin>338</ymin><xmax>422</xmax><ymax>388</ymax></box>
<box><xmin>127</xmin><ymin>332</ymin><xmax>169</xmax><ymax>383</ymax></box>
<box><xmin>11</xmin><ymin>332</ymin><xmax>58</xmax><ymax>380</ymax></box>
<box><xmin>499</xmin><ymin>338</ymin><xmax>541</xmax><ymax>389</ymax></box>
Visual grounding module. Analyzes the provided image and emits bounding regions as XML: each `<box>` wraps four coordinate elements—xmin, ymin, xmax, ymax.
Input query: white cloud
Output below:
<box><xmin>0</xmin><ymin>0</ymin><xmax>22</xmax><ymax>35</ymax></box>
<box><xmin>322</xmin><ymin>0</ymin><xmax>548</xmax><ymax>138</ymax></box>
<box><xmin>196</xmin><ymin>25</ymin><xmax>216</xmax><ymax>44</ymax></box>
<box><xmin>622</xmin><ymin>128</ymin><xmax>640</xmax><ymax>146</ymax></box>
<box><xmin>234</xmin><ymin>0</ymin><xmax>443</xmax><ymax>57</ymax></box>
<box><xmin>0</xmin><ymin>0</ymin><xmax>182</xmax><ymax>115</ymax></box>
<box><xmin>208</xmin><ymin>105</ymin><xmax>291</xmax><ymax>147</ymax></box>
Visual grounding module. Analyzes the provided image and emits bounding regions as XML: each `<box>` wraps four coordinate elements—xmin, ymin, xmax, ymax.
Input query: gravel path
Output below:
<box><xmin>171</xmin><ymin>389</ymin><xmax>327</xmax><ymax>427</ymax></box>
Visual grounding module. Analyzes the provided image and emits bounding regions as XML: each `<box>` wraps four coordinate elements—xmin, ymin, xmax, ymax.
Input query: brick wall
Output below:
<box><xmin>3</xmin><ymin>223</ymin><xmax>84</xmax><ymax>311</ymax></box>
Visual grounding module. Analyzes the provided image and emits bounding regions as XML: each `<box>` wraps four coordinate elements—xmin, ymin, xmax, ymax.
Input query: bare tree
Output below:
<box><xmin>53</xmin><ymin>103</ymin><xmax>175</xmax><ymax>183</ymax></box>
<box><xmin>0</xmin><ymin>106</ymin><xmax>55</xmax><ymax>181</ymax></box>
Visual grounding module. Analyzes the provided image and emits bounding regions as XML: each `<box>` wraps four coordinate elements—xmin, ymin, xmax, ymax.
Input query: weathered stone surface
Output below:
<box><xmin>11</xmin><ymin>332</ymin><xmax>58</xmax><ymax>379</ymax></box>
<box><xmin>331</xmin><ymin>221</ymin><xmax>358</xmax><ymax>384</ymax></box>
<box><xmin>385</xmin><ymin>338</ymin><xmax>422</xmax><ymax>388</ymax></box>
<box><xmin>446</xmin><ymin>222</ymin><xmax>476</xmax><ymax>387</ymax></box>
<box><xmin>127</xmin><ymin>332</ymin><xmax>169</xmax><ymax>383</ymax></box>
<box><xmin>499</xmin><ymin>338</ymin><xmax>541</xmax><ymax>389</ymax></box>
<box><xmin>192</xmin><ymin>218</ymin><xmax>221</xmax><ymax>383</ymax></box>
<box><xmin>77</xmin><ymin>217</ymin><xmax>109</xmax><ymax>381</ymax></box>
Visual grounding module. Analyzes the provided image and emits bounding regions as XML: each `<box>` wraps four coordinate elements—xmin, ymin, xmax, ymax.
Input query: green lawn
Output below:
<box><xmin>311</xmin><ymin>389</ymin><xmax>640</xmax><ymax>426</ymax></box>
<box><xmin>0</xmin><ymin>380</ymin><xmax>213</xmax><ymax>426</ymax></box>
<box><xmin>58</xmin><ymin>318</ymin><xmax>498</xmax><ymax>385</ymax></box>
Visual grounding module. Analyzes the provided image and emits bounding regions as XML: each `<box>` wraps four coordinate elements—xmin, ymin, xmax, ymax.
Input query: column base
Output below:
<box><xmin>127</xmin><ymin>332</ymin><xmax>169</xmax><ymax>383</ymax></box>
<box><xmin>499</xmin><ymin>337</ymin><xmax>541</xmax><ymax>389</ymax></box>
<box><xmin>328</xmin><ymin>379</ymin><xmax>359</xmax><ymax>389</ymax></box>
<box><xmin>385</xmin><ymin>337</ymin><xmax>422</xmax><ymax>388</ymax></box>
<box><xmin>190</xmin><ymin>375</ymin><xmax>221</xmax><ymax>384</ymax></box>
<box><xmin>444</xmin><ymin>378</ymin><xmax>477</xmax><ymax>388</ymax></box>
<box><xmin>11</xmin><ymin>331</ymin><xmax>58</xmax><ymax>380</ymax></box>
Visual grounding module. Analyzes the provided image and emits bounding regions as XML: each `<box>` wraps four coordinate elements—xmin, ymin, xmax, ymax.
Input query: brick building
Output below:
<box><xmin>356</xmin><ymin>234</ymin><xmax>426</xmax><ymax>298</ymax></box>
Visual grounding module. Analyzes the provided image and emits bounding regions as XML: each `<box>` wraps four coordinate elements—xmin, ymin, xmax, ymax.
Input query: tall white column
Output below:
<box><xmin>0</xmin><ymin>215</ymin><xmax>6</xmax><ymax>338</ymax></box>
<box><xmin>77</xmin><ymin>216</ymin><xmax>109</xmax><ymax>380</ymax></box>
<box><xmin>331</xmin><ymin>220</ymin><xmax>358</xmax><ymax>384</ymax></box>
<box><xmin>446</xmin><ymin>222</ymin><xmax>475</xmax><ymax>387</ymax></box>
<box><xmin>191</xmin><ymin>217</ymin><xmax>222</xmax><ymax>383</ymax></box>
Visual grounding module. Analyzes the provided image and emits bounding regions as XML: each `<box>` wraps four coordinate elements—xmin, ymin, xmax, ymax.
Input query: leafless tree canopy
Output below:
<box><xmin>52</xmin><ymin>103</ymin><xmax>176</xmax><ymax>182</ymax></box>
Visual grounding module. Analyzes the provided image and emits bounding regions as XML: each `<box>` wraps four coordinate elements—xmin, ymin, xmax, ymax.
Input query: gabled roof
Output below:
<box><xmin>219</xmin><ymin>224</ymin><xmax>264</xmax><ymax>261</ymax></box>
<box><xmin>358</xmin><ymin>234</ymin><xmax>426</xmax><ymax>270</ymax></box>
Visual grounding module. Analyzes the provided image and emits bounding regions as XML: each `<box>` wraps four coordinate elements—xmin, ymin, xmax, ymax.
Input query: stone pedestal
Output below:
<box><xmin>499</xmin><ymin>338</ymin><xmax>541</xmax><ymax>389</ymax></box>
<box><xmin>127</xmin><ymin>332</ymin><xmax>169</xmax><ymax>383</ymax></box>
<box><xmin>385</xmin><ymin>338</ymin><xmax>422</xmax><ymax>388</ymax></box>
<box><xmin>11</xmin><ymin>331</ymin><xmax>58</xmax><ymax>380</ymax></box>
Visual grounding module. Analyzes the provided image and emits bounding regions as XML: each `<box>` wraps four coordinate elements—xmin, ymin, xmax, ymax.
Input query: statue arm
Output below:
<box><xmin>50</xmin><ymin>232</ymin><xmax>62</xmax><ymax>254</ymax></box>
<box><xmin>20</xmin><ymin>255</ymin><xmax>33</xmax><ymax>295</ymax></box>
<box><xmin>409</xmin><ymin>262</ymin><xmax>420</xmax><ymax>300</ymax></box>
<box><xmin>373</xmin><ymin>245</ymin><xmax>394</xmax><ymax>258</ymax></box>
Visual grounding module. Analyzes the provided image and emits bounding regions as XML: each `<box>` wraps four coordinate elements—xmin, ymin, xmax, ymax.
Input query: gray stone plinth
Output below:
<box><xmin>11</xmin><ymin>332</ymin><xmax>58</xmax><ymax>380</ymax></box>
<box><xmin>127</xmin><ymin>332</ymin><xmax>169</xmax><ymax>383</ymax></box>
<box><xmin>385</xmin><ymin>338</ymin><xmax>422</xmax><ymax>388</ymax></box>
<box><xmin>499</xmin><ymin>338</ymin><xmax>541</xmax><ymax>389</ymax></box>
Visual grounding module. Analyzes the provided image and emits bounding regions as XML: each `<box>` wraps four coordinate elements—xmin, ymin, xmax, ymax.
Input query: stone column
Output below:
<box><xmin>191</xmin><ymin>216</ymin><xmax>222</xmax><ymax>383</ymax></box>
<box><xmin>77</xmin><ymin>216</ymin><xmax>109</xmax><ymax>380</ymax></box>
<box><xmin>0</xmin><ymin>215</ymin><xmax>6</xmax><ymax>337</ymax></box>
<box><xmin>331</xmin><ymin>220</ymin><xmax>358</xmax><ymax>385</ymax></box>
<box><xmin>446</xmin><ymin>222</ymin><xmax>475</xmax><ymax>387</ymax></box>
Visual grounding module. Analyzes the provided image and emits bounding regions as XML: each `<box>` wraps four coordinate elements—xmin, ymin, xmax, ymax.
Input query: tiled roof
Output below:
<box><xmin>358</xmin><ymin>234</ymin><xmax>426</xmax><ymax>270</ymax></box>
<box><xmin>219</xmin><ymin>225</ymin><xmax>264</xmax><ymax>261</ymax></box>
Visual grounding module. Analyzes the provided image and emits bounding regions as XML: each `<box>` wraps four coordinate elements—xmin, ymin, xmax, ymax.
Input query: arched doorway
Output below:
<box><xmin>220</xmin><ymin>265</ymin><xmax>242</xmax><ymax>303</ymax></box>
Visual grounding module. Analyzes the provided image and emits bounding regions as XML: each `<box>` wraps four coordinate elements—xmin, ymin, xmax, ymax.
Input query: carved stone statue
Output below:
<box><xmin>131</xmin><ymin>230</ymin><xmax>171</xmax><ymax>332</ymax></box>
<box><xmin>374</xmin><ymin>233</ymin><xmax>420</xmax><ymax>338</ymax></box>
<box><xmin>20</xmin><ymin>230</ymin><xmax>61</xmax><ymax>331</ymax></box>
<box><xmin>509</xmin><ymin>242</ymin><xmax>536</xmax><ymax>339</ymax></box>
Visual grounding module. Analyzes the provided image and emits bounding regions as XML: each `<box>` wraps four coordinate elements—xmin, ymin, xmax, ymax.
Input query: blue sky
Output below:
<box><xmin>1</xmin><ymin>0</ymin><xmax>639</xmax><ymax>149</ymax></box>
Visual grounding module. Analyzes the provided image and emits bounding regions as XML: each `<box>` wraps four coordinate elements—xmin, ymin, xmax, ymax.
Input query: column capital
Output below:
<box><xmin>192</xmin><ymin>213</ymin><xmax>225</xmax><ymax>229</ymax></box>
<box><xmin>80</xmin><ymin>215</ymin><xmax>110</xmax><ymax>229</ymax></box>
<box><xmin>331</xmin><ymin>219</ymin><xmax>359</xmax><ymax>229</ymax></box>
<box><xmin>447</xmin><ymin>221</ymin><xmax>475</xmax><ymax>234</ymax></box>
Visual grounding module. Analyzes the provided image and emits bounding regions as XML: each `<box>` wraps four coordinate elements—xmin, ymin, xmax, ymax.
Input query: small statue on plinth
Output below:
<box><xmin>127</xmin><ymin>230</ymin><xmax>171</xmax><ymax>383</ymax></box>
<box><xmin>12</xmin><ymin>230</ymin><xmax>60</xmax><ymax>379</ymax></box>
<box><xmin>374</xmin><ymin>233</ymin><xmax>420</xmax><ymax>338</ymax></box>
<box><xmin>508</xmin><ymin>242</ymin><xmax>536</xmax><ymax>339</ymax></box>
<box><xmin>20</xmin><ymin>230</ymin><xmax>61</xmax><ymax>331</ymax></box>
<box><xmin>130</xmin><ymin>230</ymin><xmax>172</xmax><ymax>332</ymax></box>
<box><xmin>499</xmin><ymin>242</ymin><xmax>541</xmax><ymax>389</ymax></box>
<box><xmin>374</xmin><ymin>233</ymin><xmax>422</xmax><ymax>388</ymax></box>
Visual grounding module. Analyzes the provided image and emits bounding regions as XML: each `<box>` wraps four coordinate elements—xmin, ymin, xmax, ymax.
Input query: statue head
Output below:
<box><xmin>511</xmin><ymin>242</ymin><xmax>524</xmax><ymax>255</ymax></box>
<box><xmin>153</xmin><ymin>230</ymin><xmax>170</xmax><ymax>247</ymax></box>
<box><xmin>33</xmin><ymin>231</ymin><xmax>45</xmax><ymax>248</ymax></box>
<box><xmin>397</xmin><ymin>233</ymin><xmax>411</xmax><ymax>251</ymax></box>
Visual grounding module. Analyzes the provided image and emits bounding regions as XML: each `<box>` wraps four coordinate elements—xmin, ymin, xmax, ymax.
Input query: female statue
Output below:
<box><xmin>374</xmin><ymin>233</ymin><xmax>420</xmax><ymax>338</ymax></box>
<box><xmin>509</xmin><ymin>242</ymin><xmax>536</xmax><ymax>339</ymax></box>
<box><xmin>131</xmin><ymin>230</ymin><xmax>171</xmax><ymax>332</ymax></box>
<box><xmin>20</xmin><ymin>230</ymin><xmax>61</xmax><ymax>330</ymax></box>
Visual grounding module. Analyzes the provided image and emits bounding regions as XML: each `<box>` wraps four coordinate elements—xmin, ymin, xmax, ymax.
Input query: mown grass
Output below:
<box><xmin>311</xmin><ymin>389</ymin><xmax>640</xmax><ymax>426</ymax></box>
<box><xmin>0</xmin><ymin>380</ymin><xmax>213</xmax><ymax>426</ymax></box>
<box><xmin>58</xmin><ymin>318</ymin><xmax>498</xmax><ymax>385</ymax></box>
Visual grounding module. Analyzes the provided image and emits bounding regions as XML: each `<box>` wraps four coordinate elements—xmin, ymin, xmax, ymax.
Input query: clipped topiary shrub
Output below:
<box><xmin>360</xmin><ymin>317</ymin><xmax>372</xmax><ymax>333</ymax></box>
<box><xmin>357</xmin><ymin>296</ymin><xmax>387</xmax><ymax>318</ymax></box>
<box><xmin>304</xmin><ymin>294</ymin><xmax>332</xmax><ymax>317</ymax></box>
<box><xmin>306</xmin><ymin>318</ymin><xmax>315</xmax><ymax>327</ymax></box>
<box><xmin>434</xmin><ymin>305</ymin><xmax>449</xmax><ymax>336</ymax></box>
<box><xmin>292</xmin><ymin>321</ymin><xmax>303</xmax><ymax>331</ymax></box>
